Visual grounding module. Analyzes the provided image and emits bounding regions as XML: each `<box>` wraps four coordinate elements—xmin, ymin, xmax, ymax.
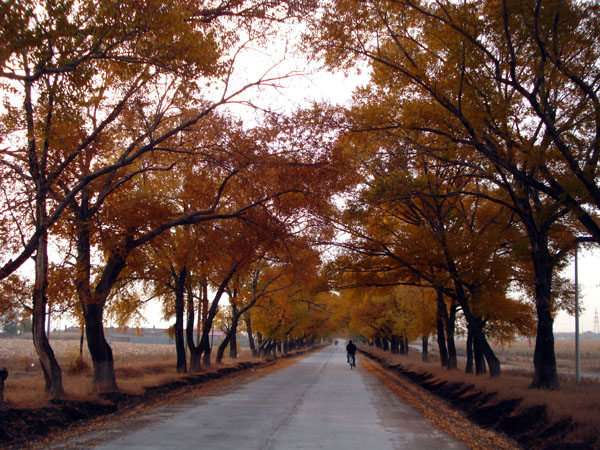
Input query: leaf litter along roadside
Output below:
<box><xmin>1</xmin><ymin>351</ymin><xmax>307</xmax><ymax>450</ymax></box>
<box><xmin>363</xmin><ymin>358</ymin><xmax>520</xmax><ymax>450</ymax></box>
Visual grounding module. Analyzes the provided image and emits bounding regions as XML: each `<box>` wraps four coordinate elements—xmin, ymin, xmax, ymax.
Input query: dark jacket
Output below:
<box><xmin>346</xmin><ymin>342</ymin><xmax>357</xmax><ymax>355</ymax></box>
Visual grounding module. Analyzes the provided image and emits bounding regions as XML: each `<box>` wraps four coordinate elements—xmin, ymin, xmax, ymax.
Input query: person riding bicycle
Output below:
<box><xmin>346</xmin><ymin>340</ymin><xmax>357</xmax><ymax>367</ymax></box>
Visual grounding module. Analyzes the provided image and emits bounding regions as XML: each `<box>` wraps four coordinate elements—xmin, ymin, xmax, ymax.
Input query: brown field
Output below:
<box><xmin>2</xmin><ymin>336</ymin><xmax>599</xmax><ymax>407</ymax></box>
<box><xmin>452</xmin><ymin>338</ymin><xmax>600</xmax><ymax>375</ymax></box>
<box><xmin>0</xmin><ymin>336</ymin><xmax>257</xmax><ymax>408</ymax></box>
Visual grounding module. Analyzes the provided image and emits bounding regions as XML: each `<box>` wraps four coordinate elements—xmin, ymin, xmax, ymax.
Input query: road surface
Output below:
<box><xmin>52</xmin><ymin>345</ymin><xmax>468</xmax><ymax>449</ymax></box>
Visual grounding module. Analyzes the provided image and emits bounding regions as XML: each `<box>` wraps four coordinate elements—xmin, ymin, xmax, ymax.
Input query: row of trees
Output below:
<box><xmin>307</xmin><ymin>0</ymin><xmax>599</xmax><ymax>389</ymax></box>
<box><xmin>0</xmin><ymin>0</ymin><xmax>345</xmax><ymax>397</ymax></box>
<box><xmin>2</xmin><ymin>0</ymin><xmax>598</xmax><ymax>397</ymax></box>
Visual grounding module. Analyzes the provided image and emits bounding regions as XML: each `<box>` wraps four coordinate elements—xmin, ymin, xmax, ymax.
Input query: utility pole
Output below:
<box><xmin>575</xmin><ymin>243</ymin><xmax>580</xmax><ymax>383</ymax></box>
<box><xmin>594</xmin><ymin>309</ymin><xmax>599</xmax><ymax>335</ymax></box>
<box><xmin>46</xmin><ymin>305</ymin><xmax>51</xmax><ymax>342</ymax></box>
<box><xmin>573</xmin><ymin>236</ymin><xmax>595</xmax><ymax>384</ymax></box>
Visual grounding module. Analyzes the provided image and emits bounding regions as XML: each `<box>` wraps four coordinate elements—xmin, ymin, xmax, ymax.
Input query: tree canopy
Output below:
<box><xmin>1</xmin><ymin>0</ymin><xmax>597</xmax><ymax>395</ymax></box>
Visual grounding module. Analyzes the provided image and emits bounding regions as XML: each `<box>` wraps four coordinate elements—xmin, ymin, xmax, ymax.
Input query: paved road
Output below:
<box><xmin>55</xmin><ymin>345</ymin><xmax>468</xmax><ymax>450</ymax></box>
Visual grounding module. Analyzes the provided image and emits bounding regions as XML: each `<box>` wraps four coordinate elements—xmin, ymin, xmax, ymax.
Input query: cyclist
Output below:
<box><xmin>346</xmin><ymin>340</ymin><xmax>357</xmax><ymax>367</ymax></box>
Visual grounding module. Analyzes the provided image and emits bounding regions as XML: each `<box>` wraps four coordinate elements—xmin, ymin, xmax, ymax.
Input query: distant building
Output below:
<box><xmin>105</xmin><ymin>327</ymin><xmax>228</xmax><ymax>345</ymax></box>
<box><xmin>106</xmin><ymin>327</ymin><xmax>175</xmax><ymax>345</ymax></box>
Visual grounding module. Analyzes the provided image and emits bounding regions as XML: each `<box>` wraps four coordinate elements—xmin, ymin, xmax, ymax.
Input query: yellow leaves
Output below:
<box><xmin>0</xmin><ymin>275</ymin><xmax>31</xmax><ymax>316</ymax></box>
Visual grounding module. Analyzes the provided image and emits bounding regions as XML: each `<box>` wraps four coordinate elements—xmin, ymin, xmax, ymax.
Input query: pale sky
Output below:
<box><xmin>555</xmin><ymin>248</ymin><xmax>600</xmax><ymax>333</ymax></box>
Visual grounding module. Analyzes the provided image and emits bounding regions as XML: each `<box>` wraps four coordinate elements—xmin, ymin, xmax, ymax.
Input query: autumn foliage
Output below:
<box><xmin>1</xmin><ymin>0</ymin><xmax>599</xmax><ymax>403</ymax></box>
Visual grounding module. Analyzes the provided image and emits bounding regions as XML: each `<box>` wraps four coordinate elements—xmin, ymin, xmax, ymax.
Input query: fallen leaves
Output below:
<box><xmin>363</xmin><ymin>358</ymin><xmax>520</xmax><ymax>450</ymax></box>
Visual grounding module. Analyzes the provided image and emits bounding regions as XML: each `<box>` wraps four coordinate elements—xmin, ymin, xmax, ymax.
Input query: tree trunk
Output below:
<box><xmin>466</xmin><ymin>329</ymin><xmax>474</xmax><ymax>374</ymax></box>
<box><xmin>245</xmin><ymin>313</ymin><xmax>257</xmax><ymax>357</ymax></box>
<box><xmin>216</xmin><ymin>334</ymin><xmax>229</xmax><ymax>364</ymax></box>
<box><xmin>174</xmin><ymin>268</ymin><xmax>187</xmax><ymax>373</ymax></box>
<box><xmin>202</xmin><ymin>342</ymin><xmax>212</xmax><ymax>366</ymax></box>
<box><xmin>74</xmin><ymin>193</ymin><xmax>124</xmax><ymax>392</ymax></box>
<box><xmin>530</xmin><ymin>247</ymin><xmax>559</xmax><ymax>389</ymax></box>
<box><xmin>32</xmin><ymin>231</ymin><xmax>65</xmax><ymax>397</ymax></box>
<box><xmin>458</xmin><ymin>295</ymin><xmax>501</xmax><ymax>377</ymax></box>
<box><xmin>83</xmin><ymin>252</ymin><xmax>126</xmax><ymax>392</ymax></box>
<box><xmin>515</xmin><ymin>188</ymin><xmax>559</xmax><ymax>388</ymax></box>
<box><xmin>188</xmin><ymin>346</ymin><xmax>202</xmax><ymax>373</ymax></box>
<box><xmin>197</xmin><ymin>266</ymin><xmax>238</xmax><ymax>367</ymax></box>
<box><xmin>390</xmin><ymin>335</ymin><xmax>398</xmax><ymax>354</ymax></box>
<box><xmin>257</xmin><ymin>337</ymin><xmax>269</xmax><ymax>356</ymax></box>
<box><xmin>473</xmin><ymin>329</ymin><xmax>487</xmax><ymax>375</ymax></box>
<box><xmin>0</xmin><ymin>368</ymin><xmax>7</xmax><ymax>406</ymax></box>
<box><xmin>216</xmin><ymin>313</ymin><xmax>238</xmax><ymax>364</ymax></box>
<box><xmin>84</xmin><ymin>304</ymin><xmax>117</xmax><ymax>391</ymax></box>
<box><xmin>421</xmin><ymin>336</ymin><xmax>428</xmax><ymax>362</ymax></box>
<box><xmin>403</xmin><ymin>337</ymin><xmax>409</xmax><ymax>355</ymax></box>
<box><xmin>186</xmin><ymin>285</ymin><xmax>202</xmax><ymax>372</ymax></box>
<box><xmin>79</xmin><ymin>325</ymin><xmax>85</xmax><ymax>357</ymax></box>
<box><xmin>229</xmin><ymin>331</ymin><xmax>237</xmax><ymax>359</ymax></box>
<box><xmin>382</xmin><ymin>338</ymin><xmax>389</xmax><ymax>351</ymax></box>
<box><xmin>436</xmin><ymin>301</ymin><xmax>449</xmax><ymax>367</ymax></box>
<box><xmin>445</xmin><ymin>302</ymin><xmax>458</xmax><ymax>369</ymax></box>
<box><xmin>197</xmin><ymin>280</ymin><xmax>207</xmax><ymax>346</ymax></box>
<box><xmin>469</xmin><ymin>315</ymin><xmax>498</xmax><ymax>376</ymax></box>
<box><xmin>189</xmin><ymin>347</ymin><xmax>202</xmax><ymax>372</ymax></box>
<box><xmin>442</xmin><ymin>235</ymin><xmax>500</xmax><ymax>375</ymax></box>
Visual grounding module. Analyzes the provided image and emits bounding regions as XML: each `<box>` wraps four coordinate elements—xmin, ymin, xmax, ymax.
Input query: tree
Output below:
<box><xmin>1</xmin><ymin>0</ymin><xmax>320</xmax><ymax>395</ymax></box>
<box><xmin>252</xmin><ymin>267</ymin><xmax>331</xmax><ymax>356</ymax></box>
<box><xmin>215</xmin><ymin>241</ymin><xmax>322</xmax><ymax>363</ymax></box>
<box><xmin>329</xmin><ymin>142</ymin><xmax>525</xmax><ymax>376</ymax></box>
<box><xmin>308</xmin><ymin>0</ymin><xmax>590</xmax><ymax>388</ymax></box>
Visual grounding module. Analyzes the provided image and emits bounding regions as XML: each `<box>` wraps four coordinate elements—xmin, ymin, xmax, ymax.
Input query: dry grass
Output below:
<box><xmin>0</xmin><ymin>337</ymin><xmax>257</xmax><ymax>407</ymax></box>
<box><xmin>365</xmin><ymin>346</ymin><xmax>600</xmax><ymax>445</ymax></box>
<box><xmin>451</xmin><ymin>338</ymin><xmax>600</xmax><ymax>374</ymax></box>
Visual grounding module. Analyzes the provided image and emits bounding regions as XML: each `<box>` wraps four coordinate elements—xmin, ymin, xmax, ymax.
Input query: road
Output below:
<box><xmin>52</xmin><ymin>345</ymin><xmax>468</xmax><ymax>450</ymax></box>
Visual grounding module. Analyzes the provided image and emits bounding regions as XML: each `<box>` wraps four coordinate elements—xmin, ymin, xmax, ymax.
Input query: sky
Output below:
<box><xmin>555</xmin><ymin>248</ymin><xmax>600</xmax><ymax>333</ymax></box>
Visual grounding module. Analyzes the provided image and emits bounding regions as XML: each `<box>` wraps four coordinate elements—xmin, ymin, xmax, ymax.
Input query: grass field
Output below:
<box><xmin>449</xmin><ymin>338</ymin><xmax>600</xmax><ymax>375</ymax></box>
<box><xmin>0</xmin><ymin>336</ymin><xmax>255</xmax><ymax>407</ymax></box>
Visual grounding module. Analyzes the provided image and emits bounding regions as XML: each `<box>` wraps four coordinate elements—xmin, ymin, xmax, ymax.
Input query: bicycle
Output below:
<box><xmin>347</xmin><ymin>353</ymin><xmax>356</xmax><ymax>369</ymax></box>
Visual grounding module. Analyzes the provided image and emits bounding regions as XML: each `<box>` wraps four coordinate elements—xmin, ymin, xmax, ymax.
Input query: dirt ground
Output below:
<box><xmin>429</xmin><ymin>338</ymin><xmax>600</xmax><ymax>378</ymax></box>
<box><xmin>0</xmin><ymin>337</ymin><xmax>182</xmax><ymax>406</ymax></box>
